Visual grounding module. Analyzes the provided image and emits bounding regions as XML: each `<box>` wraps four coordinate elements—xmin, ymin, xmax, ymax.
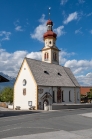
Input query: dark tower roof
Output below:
<box><xmin>43</xmin><ymin>20</ymin><xmax>57</xmax><ymax>39</ymax></box>
<box><xmin>46</xmin><ymin>20</ymin><xmax>53</xmax><ymax>25</ymax></box>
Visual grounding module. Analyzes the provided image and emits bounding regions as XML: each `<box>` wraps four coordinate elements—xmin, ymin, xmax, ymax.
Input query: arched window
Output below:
<box><xmin>47</xmin><ymin>53</ymin><xmax>49</xmax><ymax>59</ymax></box>
<box><xmin>53</xmin><ymin>52</ymin><xmax>57</xmax><ymax>61</ymax></box>
<box><xmin>44</xmin><ymin>52</ymin><xmax>49</xmax><ymax>61</ymax></box>
<box><xmin>44</xmin><ymin>53</ymin><xmax>46</xmax><ymax>59</ymax></box>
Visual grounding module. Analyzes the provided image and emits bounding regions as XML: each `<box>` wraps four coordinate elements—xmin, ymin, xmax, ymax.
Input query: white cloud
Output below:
<box><xmin>78</xmin><ymin>0</ymin><xmax>85</xmax><ymax>4</ymax></box>
<box><xmin>15</xmin><ymin>26</ymin><xmax>24</xmax><ymax>32</ymax></box>
<box><xmin>62</xmin><ymin>11</ymin><xmax>67</xmax><ymax>18</ymax></box>
<box><xmin>61</xmin><ymin>0</ymin><xmax>68</xmax><ymax>5</ymax></box>
<box><xmin>54</xmin><ymin>26</ymin><xmax>66</xmax><ymax>37</ymax></box>
<box><xmin>59</xmin><ymin>49</ymin><xmax>75</xmax><ymax>65</ymax></box>
<box><xmin>75</xmin><ymin>27</ymin><xmax>82</xmax><ymax>34</ymax></box>
<box><xmin>63</xmin><ymin>12</ymin><xmax>78</xmax><ymax>24</ymax></box>
<box><xmin>14</xmin><ymin>20</ymin><xmax>20</xmax><ymax>26</ymax></box>
<box><xmin>76</xmin><ymin>73</ymin><xmax>92</xmax><ymax>86</ymax></box>
<box><xmin>0</xmin><ymin>48</ymin><xmax>92</xmax><ymax>86</ymax></box>
<box><xmin>0</xmin><ymin>31</ymin><xmax>11</xmax><ymax>41</ymax></box>
<box><xmin>0</xmin><ymin>49</ymin><xmax>27</xmax><ymax>77</ymax></box>
<box><xmin>90</xmin><ymin>30</ymin><xmax>92</xmax><ymax>34</ymax></box>
<box><xmin>0</xmin><ymin>48</ymin><xmax>74</xmax><ymax>77</ymax></box>
<box><xmin>64</xmin><ymin>59</ymin><xmax>92</xmax><ymax>75</ymax></box>
<box><xmin>0</xmin><ymin>48</ymin><xmax>42</xmax><ymax>77</ymax></box>
<box><xmin>30</xmin><ymin>14</ymin><xmax>47</xmax><ymax>42</ymax></box>
<box><xmin>26</xmin><ymin>52</ymin><xmax>42</xmax><ymax>61</ymax></box>
<box><xmin>38</xmin><ymin>14</ymin><xmax>46</xmax><ymax>23</ymax></box>
<box><xmin>64</xmin><ymin>59</ymin><xmax>92</xmax><ymax>85</ymax></box>
<box><xmin>14</xmin><ymin>20</ymin><xmax>24</xmax><ymax>32</ymax></box>
<box><xmin>87</xmin><ymin>12</ymin><xmax>92</xmax><ymax>17</ymax></box>
<box><xmin>31</xmin><ymin>14</ymin><xmax>65</xmax><ymax>42</ymax></box>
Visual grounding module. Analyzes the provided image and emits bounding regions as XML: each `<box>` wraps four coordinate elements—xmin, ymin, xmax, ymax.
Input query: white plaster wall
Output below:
<box><xmin>38</xmin><ymin>87</ymin><xmax>80</xmax><ymax>105</ymax></box>
<box><xmin>42</xmin><ymin>49</ymin><xmax>51</xmax><ymax>63</ymax></box>
<box><xmin>75</xmin><ymin>87</ymin><xmax>80</xmax><ymax>103</ymax></box>
<box><xmin>45</xmin><ymin>38</ymin><xmax>56</xmax><ymax>47</ymax></box>
<box><xmin>61</xmin><ymin>87</ymin><xmax>75</xmax><ymax>104</ymax></box>
<box><xmin>52</xmin><ymin>87</ymin><xmax>57</xmax><ymax>103</ymax></box>
<box><xmin>42</xmin><ymin>49</ymin><xmax>59</xmax><ymax>65</ymax></box>
<box><xmin>14</xmin><ymin>60</ymin><xmax>37</xmax><ymax>110</ymax></box>
<box><xmin>38</xmin><ymin>86</ymin><xmax>53</xmax><ymax>110</ymax></box>
<box><xmin>38</xmin><ymin>86</ymin><xmax>80</xmax><ymax>109</ymax></box>
<box><xmin>51</xmin><ymin>49</ymin><xmax>59</xmax><ymax>65</ymax></box>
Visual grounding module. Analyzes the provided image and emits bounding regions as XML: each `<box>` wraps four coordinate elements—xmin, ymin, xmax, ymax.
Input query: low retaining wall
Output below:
<box><xmin>52</xmin><ymin>103</ymin><xmax>92</xmax><ymax>110</ymax></box>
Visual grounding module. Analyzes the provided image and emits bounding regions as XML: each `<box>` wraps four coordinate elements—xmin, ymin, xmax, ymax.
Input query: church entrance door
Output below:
<box><xmin>57</xmin><ymin>88</ymin><xmax>61</xmax><ymax>103</ymax></box>
<box><xmin>43</xmin><ymin>99</ymin><xmax>49</xmax><ymax>111</ymax></box>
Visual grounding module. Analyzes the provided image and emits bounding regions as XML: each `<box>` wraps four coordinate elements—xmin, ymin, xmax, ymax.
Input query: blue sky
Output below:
<box><xmin>0</xmin><ymin>0</ymin><xmax>92</xmax><ymax>86</ymax></box>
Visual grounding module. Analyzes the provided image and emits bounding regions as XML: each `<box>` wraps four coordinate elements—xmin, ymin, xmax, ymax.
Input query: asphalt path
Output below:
<box><xmin>0</xmin><ymin>108</ymin><xmax>92</xmax><ymax>139</ymax></box>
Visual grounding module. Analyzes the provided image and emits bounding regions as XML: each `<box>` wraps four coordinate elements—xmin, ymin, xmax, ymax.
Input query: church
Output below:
<box><xmin>13</xmin><ymin>19</ymin><xmax>80</xmax><ymax>110</ymax></box>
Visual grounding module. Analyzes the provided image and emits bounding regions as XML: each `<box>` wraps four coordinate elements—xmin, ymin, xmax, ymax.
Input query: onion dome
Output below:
<box><xmin>43</xmin><ymin>20</ymin><xmax>57</xmax><ymax>39</ymax></box>
<box><xmin>46</xmin><ymin>20</ymin><xmax>53</xmax><ymax>26</ymax></box>
<box><xmin>43</xmin><ymin>31</ymin><xmax>57</xmax><ymax>39</ymax></box>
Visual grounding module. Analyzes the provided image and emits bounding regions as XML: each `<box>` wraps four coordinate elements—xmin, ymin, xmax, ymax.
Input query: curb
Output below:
<box><xmin>0</xmin><ymin>113</ymin><xmax>4</xmax><ymax>117</ymax></box>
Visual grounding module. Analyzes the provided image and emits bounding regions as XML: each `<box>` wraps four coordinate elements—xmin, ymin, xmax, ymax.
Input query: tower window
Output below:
<box><xmin>49</xmin><ymin>41</ymin><xmax>51</xmax><ymax>44</ymax></box>
<box><xmin>53</xmin><ymin>52</ymin><xmax>57</xmax><ymax>61</ymax></box>
<box><xmin>44</xmin><ymin>52</ymin><xmax>49</xmax><ymax>61</ymax></box>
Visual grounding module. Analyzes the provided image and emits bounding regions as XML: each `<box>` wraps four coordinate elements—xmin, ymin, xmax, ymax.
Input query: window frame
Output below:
<box><xmin>44</xmin><ymin>52</ymin><xmax>49</xmax><ymax>61</ymax></box>
<box><xmin>69</xmin><ymin>91</ymin><xmax>71</xmax><ymax>102</ymax></box>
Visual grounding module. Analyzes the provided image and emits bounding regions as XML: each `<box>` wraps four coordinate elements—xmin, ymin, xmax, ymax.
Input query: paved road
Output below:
<box><xmin>0</xmin><ymin>108</ymin><xmax>92</xmax><ymax>139</ymax></box>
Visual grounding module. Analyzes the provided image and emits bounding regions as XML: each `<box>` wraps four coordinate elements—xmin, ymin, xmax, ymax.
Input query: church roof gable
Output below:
<box><xmin>26</xmin><ymin>58</ymin><xmax>80</xmax><ymax>87</ymax></box>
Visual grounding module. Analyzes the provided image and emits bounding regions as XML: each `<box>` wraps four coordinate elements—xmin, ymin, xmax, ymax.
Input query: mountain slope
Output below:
<box><xmin>0</xmin><ymin>72</ymin><xmax>15</xmax><ymax>91</ymax></box>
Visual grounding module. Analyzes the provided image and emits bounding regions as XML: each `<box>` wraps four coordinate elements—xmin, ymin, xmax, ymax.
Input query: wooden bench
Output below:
<box><xmin>29</xmin><ymin>106</ymin><xmax>35</xmax><ymax>110</ymax></box>
<box><xmin>15</xmin><ymin>106</ymin><xmax>21</xmax><ymax>110</ymax></box>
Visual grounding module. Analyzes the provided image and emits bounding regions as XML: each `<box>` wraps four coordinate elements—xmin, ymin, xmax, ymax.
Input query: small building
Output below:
<box><xmin>14</xmin><ymin>19</ymin><xmax>80</xmax><ymax>110</ymax></box>
<box><xmin>80</xmin><ymin>86</ymin><xmax>92</xmax><ymax>96</ymax></box>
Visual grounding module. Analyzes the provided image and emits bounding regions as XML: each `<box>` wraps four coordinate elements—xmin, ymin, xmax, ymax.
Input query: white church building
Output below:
<box><xmin>14</xmin><ymin>19</ymin><xmax>80</xmax><ymax>110</ymax></box>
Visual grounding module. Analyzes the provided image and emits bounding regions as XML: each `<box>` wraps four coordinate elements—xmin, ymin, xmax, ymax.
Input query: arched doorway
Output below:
<box><xmin>43</xmin><ymin>99</ymin><xmax>49</xmax><ymax>111</ymax></box>
<box><xmin>57</xmin><ymin>88</ymin><xmax>61</xmax><ymax>103</ymax></box>
<box><xmin>40</xmin><ymin>92</ymin><xmax>52</xmax><ymax>110</ymax></box>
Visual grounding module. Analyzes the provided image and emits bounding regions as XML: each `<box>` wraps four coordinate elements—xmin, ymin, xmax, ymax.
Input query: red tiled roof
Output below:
<box><xmin>80</xmin><ymin>86</ymin><xmax>92</xmax><ymax>95</ymax></box>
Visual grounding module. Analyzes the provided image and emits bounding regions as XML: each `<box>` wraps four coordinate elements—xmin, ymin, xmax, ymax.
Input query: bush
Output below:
<box><xmin>0</xmin><ymin>87</ymin><xmax>13</xmax><ymax>103</ymax></box>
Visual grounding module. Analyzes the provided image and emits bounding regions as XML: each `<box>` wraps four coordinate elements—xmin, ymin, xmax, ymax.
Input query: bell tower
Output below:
<box><xmin>41</xmin><ymin>19</ymin><xmax>60</xmax><ymax>65</ymax></box>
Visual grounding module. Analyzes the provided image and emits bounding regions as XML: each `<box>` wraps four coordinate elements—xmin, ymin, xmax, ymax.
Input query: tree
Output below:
<box><xmin>0</xmin><ymin>87</ymin><xmax>13</xmax><ymax>103</ymax></box>
<box><xmin>87</xmin><ymin>88</ymin><xmax>92</xmax><ymax>99</ymax></box>
<box><xmin>90</xmin><ymin>88</ymin><xmax>92</xmax><ymax>93</ymax></box>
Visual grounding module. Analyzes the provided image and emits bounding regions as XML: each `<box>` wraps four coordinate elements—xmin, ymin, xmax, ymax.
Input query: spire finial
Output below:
<box><xmin>48</xmin><ymin>7</ymin><xmax>51</xmax><ymax>19</ymax></box>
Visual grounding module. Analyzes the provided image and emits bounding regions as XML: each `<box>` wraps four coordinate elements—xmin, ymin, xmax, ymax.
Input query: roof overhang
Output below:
<box><xmin>0</xmin><ymin>75</ymin><xmax>9</xmax><ymax>83</ymax></box>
